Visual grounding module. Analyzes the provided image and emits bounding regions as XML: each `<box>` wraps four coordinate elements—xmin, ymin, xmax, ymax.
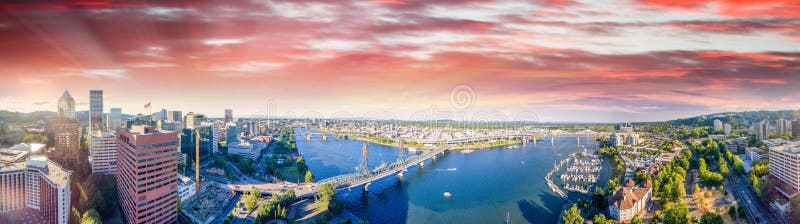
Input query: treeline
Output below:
<box><xmin>309</xmin><ymin>183</ymin><xmax>345</xmax><ymax>223</ymax></box>
<box><xmin>665</xmin><ymin>110</ymin><xmax>799</xmax><ymax>127</ymax></box>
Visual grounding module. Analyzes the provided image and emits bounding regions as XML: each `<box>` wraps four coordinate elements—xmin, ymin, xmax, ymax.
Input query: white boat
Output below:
<box><xmin>443</xmin><ymin>192</ymin><xmax>452</xmax><ymax>197</ymax></box>
<box><xmin>408</xmin><ymin>147</ymin><xmax>418</xmax><ymax>152</ymax></box>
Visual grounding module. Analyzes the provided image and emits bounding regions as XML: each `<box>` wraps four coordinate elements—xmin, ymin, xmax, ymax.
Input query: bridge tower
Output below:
<box><xmin>357</xmin><ymin>143</ymin><xmax>369</xmax><ymax>175</ymax></box>
<box><xmin>397</xmin><ymin>139</ymin><xmax>406</xmax><ymax>164</ymax></box>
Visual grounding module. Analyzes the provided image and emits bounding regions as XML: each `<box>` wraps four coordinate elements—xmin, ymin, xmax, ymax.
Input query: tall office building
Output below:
<box><xmin>159</xmin><ymin>109</ymin><xmax>168</xmax><ymax>120</ymax></box>
<box><xmin>107</xmin><ymin>107</ymin><xmax>122</xmax><ymax>131</ymax></box>
<box><xmin>226</xmin><ymin>122</ymin><xmax>240</xmax><ymax>144</ymax></box>
<box><xmin>769</xmin><ymin>142</ymin><xmax>800</xmax><ymax>191</ymax></box>
<box><xmin>793</xmin><ymin>120</ymin><xmax>799</xmax><ymax>140</ymax></box>
<box><xmin>0</xmin><ymin>156</ymin><xmax>72</xmax><ymax>224</ymax></box>
<box><xmin>89</xmin><ymin>131</ymin><xmax>117</xmax><ymax>175</ymax></box>
<box><xmin>167</xmin><ymin>111</ymin><xmax>182</xmax><ymax>122</ymax></box>
<box><xmin>225</xmin><ymin>109</ymin><xmax>233</xmax><ymax>123</ymax></box>
<box><xmin>180</xmin><ymin>123</ymin><xmax>218</xmax><ymax>163</ymax></box>
<box><xmin>713</xmin><ymin>119</ymin><xmax>723</xmax><ymax>131</ymax></box>
<box><xmin>116</xmin><ymin>126</ymin><xmax>178</xmax><ymax>224</ymax></box>
<box><xmin>90</xmin><ymin>90</ymin><xmax>104</xmax><ymax>133</ymax></box>
<box><xmin>57</xmin><ymin>91</ymin><xmax>75</xmax><ymax>120</ymax></box>
<box><xmin>184</xmin><ymin>112</ymin><xmax>205</xmax><ymax>129</ymax></box>
<box><xmin>51</xmin><ymin>119</ymin><xmax>80</xmax><ymax>166</ymax></box>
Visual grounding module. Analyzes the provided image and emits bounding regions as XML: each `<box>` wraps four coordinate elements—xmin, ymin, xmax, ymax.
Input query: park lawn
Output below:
<box><xmin>278</xmin><ymin>167</ymin><xmax>303</xmax><ymax>183</ymax></box>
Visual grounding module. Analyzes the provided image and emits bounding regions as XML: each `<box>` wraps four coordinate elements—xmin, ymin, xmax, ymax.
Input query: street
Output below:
<box><xmin>724</xmin><ymin>171</ymin><xmax>788</xmax><ymax>224</ymax></box>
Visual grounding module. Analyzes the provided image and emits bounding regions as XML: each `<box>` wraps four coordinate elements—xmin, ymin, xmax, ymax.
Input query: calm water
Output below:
<box><xmin>296</xmin><ymin>129</ymin><xmax>601</xmax><ymax>224</ymax></box>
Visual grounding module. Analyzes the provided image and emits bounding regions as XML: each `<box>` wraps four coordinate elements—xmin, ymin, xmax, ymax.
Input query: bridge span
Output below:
<box><xmin>319</xmin><ymin>145</ymin><xmax>452</xmax><ymax>191</ymax></box>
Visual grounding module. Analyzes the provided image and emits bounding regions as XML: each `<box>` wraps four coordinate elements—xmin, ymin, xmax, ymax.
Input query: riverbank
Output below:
<box><xmin>313</xmin><ymin>128</ymin><xmax>525</xmax><ymax>151</ymax></box>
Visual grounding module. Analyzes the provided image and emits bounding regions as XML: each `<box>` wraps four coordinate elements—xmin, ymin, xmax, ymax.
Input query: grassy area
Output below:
<box><xmin>277</xmin><ymin>167</ymin><xmax>303</xmax><ymax>183</ymax></box>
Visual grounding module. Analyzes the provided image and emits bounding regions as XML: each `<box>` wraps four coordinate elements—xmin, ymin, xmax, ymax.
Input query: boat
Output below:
<box><xmin>443</xmin><ymin>192</ymin><xmax>452</xmax><ymax>197</ymax></box>
<box><xmin>505</xmin><ymin>211</ymin><xmax>511</xmax><ymax>224</ymax></box>
<box><xmin>408</xmin><ymin>147</ymin><xmax>418</xmax><ymax>152</ymax></box>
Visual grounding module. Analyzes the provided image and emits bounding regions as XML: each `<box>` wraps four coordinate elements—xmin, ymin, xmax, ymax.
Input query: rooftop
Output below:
<box><xmin>0</xmin><ymin>148</ymin><xmax>30</xmax><ymax>164</ymax></box>
<box><xmin>0</xmin><ymin>156</ymin><xmax>71</xmax><ymax>188</ymax></box>
<box><xmin>770</xmin><ymin>142</ymin><xmax>800</xmax><ymax>154</ymax></box>
<box><xmin>9</xmin><ymin>143</ymin><xmax>46</xmax><ymax>153</ymax></box>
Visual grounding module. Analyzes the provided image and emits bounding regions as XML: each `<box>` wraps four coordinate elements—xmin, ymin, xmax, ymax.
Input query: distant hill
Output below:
<box><xmin>0</xmin><ymin>110</ymin><xmax>57</xmax><ymax>123</ymax></box>
<box><xmin>0</xmin><ymin>110</ymin><xmax>136</xmax><ymax>123</ymax></box>
<box><xmin>665</xmin><ymin>110</ymin><xmax>800</xmax><ymax>127</ymax></box>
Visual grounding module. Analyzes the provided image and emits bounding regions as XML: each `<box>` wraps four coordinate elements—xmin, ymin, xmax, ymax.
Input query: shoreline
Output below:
<box><xmin>308</xmin><ymin>128</ymin><xmax>526</xmax><ymax>151</ymax></box>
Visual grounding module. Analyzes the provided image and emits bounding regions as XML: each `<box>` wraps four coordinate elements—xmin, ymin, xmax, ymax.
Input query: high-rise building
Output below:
<box><xmin>107</xmin><ymin>107</ymin><xmax>122</xmax><ymax>131</ymax></box>
<box><xmin>89</xmin><ymin>131</ymin><xmax>117</xmax><ymax>175</ymax></box>
<box><xmin>157</xmin><ymin>120</ymin><xmax>181</xmax><ymax>132</ymax></box>
<box><xmin>769</xmin><ymin>142</ymin><xmax>800</xmax><ymax>191</ymax></box>
<box><xmin>57</xmin><ymin>91</ymin><xmax>75</xmax><ymax>120</ymax></box>
<box><xmin>90</xmin><ymin>90</ymin><xmax>104</xmax><ymax>133</ymax></box>
<box><xmin>225</xmin><ymin>109</ymin><xmax>233</xmax><ymax>123</ymax></box>
<box><xmin>723</xmin><ymin>123</ymin><xmax>732</xmax><ymax>135</ymax></box>
<box><xmin>116</xmin><ymin>126</ymin><xmax>178</xmax><ymax>224</ymax></box>
<box><xmin>713</xmin><ymin>119</ymin><xmax>723</xmax><ymax>131</ymax></box>
<box><xmin>226</xmin><ymin>122</ymin><xmax>240</xmax><ymax>144</ymax></box>
<box><xmin>0</xmin><ymin>156</ymin><xmax>72</xmax><ymax>224</ymax></box>
<box><xmin>753</xmin><ymin>121</ymin><xmax>768</xmax><ymax>141</ymax></box>
<box><xmin>778</xmin><ymin>118</ymin><xmax>787</xmax><ymax>136</ymax></box>
<box><xmin>167</xmin><ymin>111</ymin><xmax>182</xmax><ymax>122</ymax></box>
<box><xmin>183</xmin><ymin>112</ymin><xmax>205</xmax><ymax>129</ymax></box>
<box><xmin>793</xmin><ymin>120</ymin><xmax>799</xmax><ymax>140</ymax></box>
<box><xmin>180</xmin><ymin>124</ymin><xmax>217</xmax><ymax>163</ymax></box>
<box><xmin>159</xmin><ymin>109</ymin><xmax>168</xmax><ymax>120</ymax></box>
<box><xmin>51</xmin><ymin>118</ymin><xmax>80</xmax><ymax>166</ymax></box>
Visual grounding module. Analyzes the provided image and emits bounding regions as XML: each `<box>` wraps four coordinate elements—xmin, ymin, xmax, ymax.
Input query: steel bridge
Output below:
<box><xmin>318</xmin><ymin>144</ymin><xmax>452</xmax><ymax>191</ymax></box>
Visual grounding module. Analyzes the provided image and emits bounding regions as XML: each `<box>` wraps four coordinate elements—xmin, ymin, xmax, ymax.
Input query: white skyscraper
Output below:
<box><xmin>723</xmin><ymin>123</ymin><xmax>732</xmax><ymax>135</ymax></box>
<box><xmin>89</xmin><ymin>131</ymin><xmax>117</xmax><ymax>174</ymax></box>
<box><xmin>713</xmin><ymin>119</ymin><xmax>723</xmax><ymax>131</ymax></box>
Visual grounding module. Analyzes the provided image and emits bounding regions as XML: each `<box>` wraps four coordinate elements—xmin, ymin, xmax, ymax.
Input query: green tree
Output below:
<box><xmin>305</xmin><ymin>170</ymin><xmax>315</xmax><ymax>183</ymax></box>
<box><xmin>80</xmin><ymin>209</ymin><xmax>102</xmax><ymax>224</ymax></box>
<box><xmin>607</xmin><ymin>179</ymin><xmax>619</xmax><ymax>192</ymax></box>
<box><xmin>700</xmin><ymin>212</ymin><xmax>724</xmax><ymax>224</ymax></box>
<box><xmin>631</xmin><ymin>215</ymin><xmax>644</xmax><ymax>224</ymax></box>
<box><xmin>672</xmin><ymin>182</ymin><xmax>686</xmax><ymax>202</ymax></box>
<box><xmin>561</xmin><ymin>204</ymin><xmax>583</xmax><ymax>224</ymax></box>
<box><xmin>245</xmin><ymin>188</ymin><xmax>260</xmax><ymax>211</ymax></box>
<box><xmin>592</xmin><ymin>214</ymin><xmax>613</xmax><ymax>224</ymax></box>
<box><xmin>70</xmin><ymin>207</ymin><xmax>81</xmax><ymax>224</ymax></box>
<box><xmin>663</xmin><ymin>204</ymin><xmax>690</xmax><ymax>224</ymax></box>
<box><xmin>318</xmin><ymin>183</ymin><xmax>335</xmax><ymax>202</ymax></box>
<box><xmin>214</xmin><ymin>156</ymin><xmax>225</xmax><ymax>169</ymax></box>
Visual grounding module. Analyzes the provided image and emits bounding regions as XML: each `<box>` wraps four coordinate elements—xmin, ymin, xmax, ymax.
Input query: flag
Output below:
<box><xmin>144</xmin><ymin>102</ymin><xmax>151</xmax><ymax>109</ymax></box>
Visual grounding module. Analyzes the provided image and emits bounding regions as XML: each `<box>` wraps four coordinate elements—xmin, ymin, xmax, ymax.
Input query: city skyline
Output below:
<box><xmin>1</xmin><ymin>1</ymin><xmax>799</xmax><ymax>122</ymax></box>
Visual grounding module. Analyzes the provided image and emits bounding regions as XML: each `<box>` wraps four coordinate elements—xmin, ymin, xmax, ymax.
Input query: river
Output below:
<box><xmin>296</xmin><ymin>129</ymin><xmax>604</xmax><ymax>224</ymax></box>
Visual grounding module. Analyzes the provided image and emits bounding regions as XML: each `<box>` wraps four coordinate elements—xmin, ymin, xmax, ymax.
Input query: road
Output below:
<box><xmin>724</xmin><ymin>170</ymin><xmax>788</xmax><ymax>224</ymax></box>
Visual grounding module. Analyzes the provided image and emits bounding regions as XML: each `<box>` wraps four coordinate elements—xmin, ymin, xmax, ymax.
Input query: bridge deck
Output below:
<box><xmin>319</xmin><ymin>145</ymin><xmax>451</xmax><ymax>190</ymax></box>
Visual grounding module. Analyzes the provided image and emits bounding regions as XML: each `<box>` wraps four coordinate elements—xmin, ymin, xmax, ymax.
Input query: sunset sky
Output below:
<box><xmin>0</xmin><ymin>0</ymin><xmax>799</xmax><ymax>122</ymax></box>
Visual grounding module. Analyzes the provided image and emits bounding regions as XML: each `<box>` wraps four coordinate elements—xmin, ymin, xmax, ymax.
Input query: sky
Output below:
<box><xmin>0</xmin><ymin>0</ymin><xmax>799</xmax><ymax>122</ymax></box>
